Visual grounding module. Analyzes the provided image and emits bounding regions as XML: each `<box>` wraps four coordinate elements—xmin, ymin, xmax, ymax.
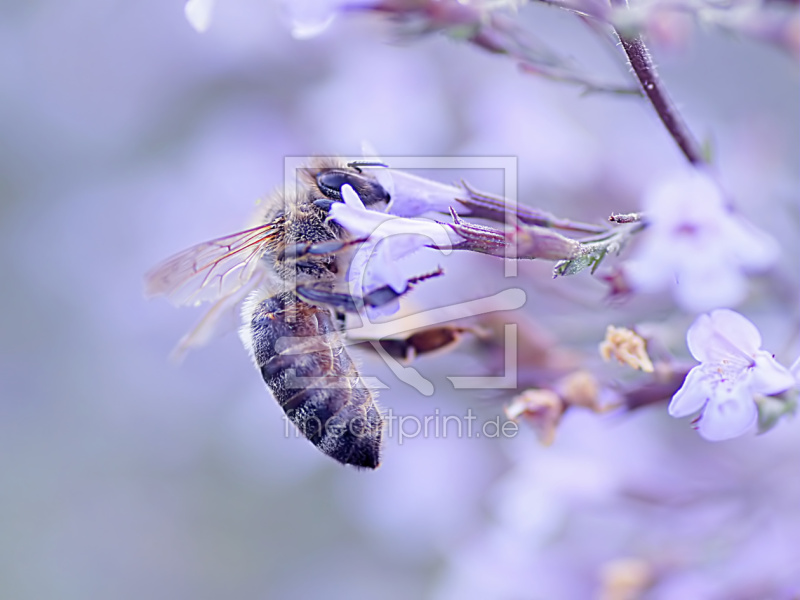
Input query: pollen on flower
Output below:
<box><xmin>600</xmin><ymin>326</ymin><xmax>655</xmax><ymax>373</ymax></box>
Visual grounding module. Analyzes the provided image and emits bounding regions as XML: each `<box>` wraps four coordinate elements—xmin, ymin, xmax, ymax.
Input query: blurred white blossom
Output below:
<box><xmin>330</xmin><ymin>184</ymin><xmax>463</xmax><ymax>317</ymax></box>
<box><xmin>184</xmin><ymin>0</ymin><xmax>214</xmax><ymax>33</ymax></box>
<box><xmin>625</xmin><ymin>169</ymin><xmax>778</xmax><ymax>312</ymax></box>
<box><xmin>280</xmin><ymin>0</ymin><xmax>377</xmax><ymax>39</ymax></box>
<box><xmin>669</xmin><ymin>309</ymin><xmax>795</xmax><ymax>441</ymax></box>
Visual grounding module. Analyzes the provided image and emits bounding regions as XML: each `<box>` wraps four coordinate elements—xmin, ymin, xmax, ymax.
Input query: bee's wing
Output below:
<box><xmin>169</xmin><ymin>270</ymin><xmax>266</xmax><ymax>361</ymax></box>
<box><xmin>145</xmin><ymin>223</ymin><xmax>279</xmax><ymax>307</ymax></box>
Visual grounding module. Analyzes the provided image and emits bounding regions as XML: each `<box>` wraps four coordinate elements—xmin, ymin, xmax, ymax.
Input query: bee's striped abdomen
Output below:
<box><xmin>246</xmin><ymin>294</ymin><xmax>382</xmax><ymax>469</ymax></box>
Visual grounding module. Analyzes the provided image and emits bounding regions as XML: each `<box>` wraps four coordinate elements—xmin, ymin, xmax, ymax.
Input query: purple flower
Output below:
<box><xmin>669</xmin><ymin>309</ymin><xmax>795</xmax><ymax>441</ymax></box>
<box><xmin>329</xmin><ymin>184</ymin><xmax>464</xmax><ymax>318</ymax></box>
<box><xmin>384</xmin><ymin>170</ymin><xmax>465</xmax><ymax>218</ymax></box>
<box><xmin>625</xmin><ymin>169</ymin><xmax>778</xmax><ymax>312</ymax></box>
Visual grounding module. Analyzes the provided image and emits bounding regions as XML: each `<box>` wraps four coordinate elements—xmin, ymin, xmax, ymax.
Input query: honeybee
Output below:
<box><xmin>146</xmin><ymin>159</ymin><xmax>436</xmax><ymax>469</ymax></box>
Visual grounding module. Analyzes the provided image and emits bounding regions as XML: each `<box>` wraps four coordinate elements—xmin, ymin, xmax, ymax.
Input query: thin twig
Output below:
<box><xmin>610</xmin><ymin>0</ymin><xmax>706</xmax><ymax>165</ymax></box>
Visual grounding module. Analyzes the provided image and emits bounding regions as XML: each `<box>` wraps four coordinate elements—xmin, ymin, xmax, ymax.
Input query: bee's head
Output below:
<box><xmin>315</xmin><ymin>167</ymin><xmax>391</xmax><ymax>207</ymax></box>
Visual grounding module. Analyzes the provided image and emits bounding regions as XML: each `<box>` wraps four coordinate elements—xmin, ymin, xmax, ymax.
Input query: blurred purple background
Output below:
<box><xmin>1</xmin><ymin>1</ymin><xmax>798</xmax><ymax>599</ymax></box>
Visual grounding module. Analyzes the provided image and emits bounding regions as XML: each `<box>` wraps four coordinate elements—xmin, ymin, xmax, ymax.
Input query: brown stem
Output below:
<box><xmin>610</xmin><ymin>0</ymin><xmax>706</xmax><ymax>166</ymax></box>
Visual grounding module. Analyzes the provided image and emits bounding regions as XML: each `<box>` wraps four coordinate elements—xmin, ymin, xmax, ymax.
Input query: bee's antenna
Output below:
<box><xmin>347</xmin><ymin>161</ymin><xmax>388</xmax><ymax>173</ymax></box>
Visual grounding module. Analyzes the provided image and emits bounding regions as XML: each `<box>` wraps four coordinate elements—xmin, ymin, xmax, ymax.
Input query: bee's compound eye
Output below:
<box><xmin>315</xmin><ymin>169</ymin><xmax>390</xmax><ymax>205</ymax></box>
<box><xmin>315</xmin><ymin>170</ymin><xmax>350</xmax><ymax>200</ymax></box>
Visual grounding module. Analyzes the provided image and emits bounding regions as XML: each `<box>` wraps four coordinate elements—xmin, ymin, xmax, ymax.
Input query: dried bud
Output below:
<box><xmin>555</xmin><ymin>370</ymin><xmax>603</xmax><ymax>412</ymax></box>
<box><xmin>598</xmin><ymin>557</ymin><xmax>654</xmax><ymax>600</ymax></box>
<box><xmin>600</xmin><ymin>326</ymin><xmax>655</xmax><ymax>373</ymax></box>
<box><xmin>505</xmin><ymin>389</ymin><xmax>564</xmax><ymax>446</ymax></box>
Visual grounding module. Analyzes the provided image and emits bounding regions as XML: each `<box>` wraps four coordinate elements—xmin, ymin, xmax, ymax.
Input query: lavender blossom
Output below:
<box><xmin>329</xmin><ymin>184</ymin><xmax>464</xmax><ymax>317</ymax></box>
<box><xmin>669</xmin><ymin>309</ymin><xmax>795</xmax><ymax>441</ymax></box>
<box><xmin>384</xmin><ymin>170</ymin><xmax>467</xmax><ymax>218</ymax></box>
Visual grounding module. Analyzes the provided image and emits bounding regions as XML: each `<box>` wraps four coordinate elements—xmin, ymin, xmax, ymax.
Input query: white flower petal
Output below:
<box><xmin>184</xmin><ymin>0</ymin><xmax>214</xmax><ymax>33</ymax></box>
<box><xmin>381</xmin><ymin>219</ymin><xmax>457</xmax><ymax>248</ymax></box>
<box><xmin>347</xmin><ymin>241</ymin><xmax>396</xmax><ymax>302</ymax></box>
<box><xmin>341</xmin><ymin>184</ymin><xmax>366</xmax><ymax>210</ymax></box>
<box><xmin>369</xmin><ymin>242</ymin><xmax>407</xmax><ymax>292</ymax></box>
<box><xmin>643</xmin><ymin>168</ymin><xmax>723</xmax><ymax>223</ymax></box>
<box><xmin>623</xmin><ymin>252</ymin><xmax>674</xmax><ymax>294</ymax></box>
<box><xmin>346</xmin><ymin>246</ymin><xmax>369</xmax><ymax>293</ymax></box>
<box><xmin>751</xmin><ymin>351</ymin><xmax>796</xmax><ymax>395</ymax></box>
<box><xmin>345</xmin><ymin>229</ymin><xmax>414</xmax><ymax>298</ymax></box>
<box><xmin>332</xmin><ymin>182</ymin><xmax>465</xmax><ymax>317</ymax></box>
<box><xmin>685</xmin><ymin>313</ymin><xmax>715</xmax><ymax>363</ymax></box>
<box><xmin>330</xmin><ymin>204</ymin><xmax>388</xmax><ymax>237</ymax></box>
<box><xmin>382</xmin><ymin>234</ymin><xmax>429</xmax><ymax>261</ymax></box>
<box><xmin>668</xmin><ymin>366</ymin><xmax>711</xmax><ymax>418</ymax></box>
<box><xmin>670</xmin><ymin>308</ymin><xmax>793</xmax><ymax>440</ymax></box>
<box><xmin>723</xmin><ymin>215</ymin><xmax>779</xmax><ymax>272</ymax></box>
<box><xmin>791</xmin><ymin>355</ymin><xmax>800</xmax><ymax>384</ymax></box>
<box><xmin>281</xmin><ymin>0</ymin><xmax>338</xmax><ymax>39</ymax></box>
<box><xmin>708</xmin><ymin>308</ymin><xmax>763</xmax><ymax>355</ymax></box>
<box><xmin>686</xmin><ymin>309</ymin><xmax>761</xmax><ymax>364</ymax></box>
<box><xmin>332</xmin><ymin>187</ymin><xmax>462</xmax><ymax>249</ymax></box>
<box><xmin>674</xmin><ymin>259</ymin><xmax>746</xmax><ymax>313</ymax></box>
<box><xmin>696</xmin><ymin>387</ymin><xmax>758</xmax><ymax>441</ymax></box>
<box><xmin>291</xmin><ymin>15</ymin><xmax>336</xmax><ymax>40</ymax></box>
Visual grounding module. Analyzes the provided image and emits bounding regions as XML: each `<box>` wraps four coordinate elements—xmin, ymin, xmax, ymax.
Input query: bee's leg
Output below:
<box><xmin>296</xmin><ymin>269</ymin><xmax>443</xmax><ymax>313</ymax></box>
<box><xmin>334</xmin><ymin>310</ymin><xmax>347</xmax><ymax>330</ymax></box>
<box><xmin>283</xmin><ymin>237</ymin><xmax>370</xmax><ymax>261</ymax></box>
<box><xmin>295</xmin><ymin>286</ymin><xmax>392</xmax><ymax>313</ymax></box>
